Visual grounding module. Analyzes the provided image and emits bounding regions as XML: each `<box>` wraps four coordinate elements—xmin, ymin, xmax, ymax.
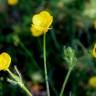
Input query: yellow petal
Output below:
<box><xmin>89</xmin><ymin>76</ymin><xmax>96</xmax><ymax>88</ymax></box>
<box><xmin>92</xmin><ymin>43</ymin><xmax>96</xmax><ymax>58</ymax></box>
<box><xmin>31</xmin><ymin>10</ymin><xmax>53</xmax><ymax>37</ymax></box>
<box><xmin>32</xmin><ymin>11</ymin><xmax>53</xmax><ymax>28</ymax></box>
<box><xmin>31</xmin><ymin>24</ymin><xmax>49</xmax><ymax>37</ymax></box>
<box><xmin>31</xmin><ymin>25</ymin><xmax>43</xmax><ymax>37</ymax></box>
<box><xmin>32</xmin><ymin>14</ymin><xmax>44</xmax><ymax>26</ymax></box>
<box><xmin>7</xmin><ymin>0</ymin><xmax>18</xmax><ymax>5</ymax></box>
<box><xmin>39</xmin><ymin>11</ymin><xmax>53</xmax><ymax>27</ymax></box>
<box><xmin>0</xmin><ymin>52</ymin><xmax>11</xmax><ymax>71</ymax></box>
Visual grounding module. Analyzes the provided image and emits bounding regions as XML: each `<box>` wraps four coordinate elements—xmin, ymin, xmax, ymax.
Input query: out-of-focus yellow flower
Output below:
<box><xmin>93</xmin><ymin>21</ymin><xmax>96</xmax><ymax>29</ymax></box>
<box><xmin>31</xmin><ymin>11</ymin><xmax>53</xmax><ymax>37</ymax></box>
<box><xmin>7</xmin><ymin>0</ymin><xmax>18</xmax><ymax>5</ymax></box>
<box><xmin>92</xmin><ymin>43</ymin><xmax>96</xmax><ymax>58</ymax></box>
<box><xmin>0</xmin><ymin>52</ymin><xmax>11</xmax><ymax>71</ymax></box>
<box><xmin>88</xmin><ymin>76</ymin><xmax>96</xmax><ymax>88</ymax></box>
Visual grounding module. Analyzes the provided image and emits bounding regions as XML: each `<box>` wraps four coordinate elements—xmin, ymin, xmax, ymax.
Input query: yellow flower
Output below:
<box><xmin>0</xmin><ymin>52</ymin><xmax>11</xmax><ymax>71</ymax></box>
<box><xmin>92</xmin><ymin>43</ymin><xmax>96</xmax><ymax>58</ymax></box>
<box><xmin>31</xmin><ymin>11</ymin><xmax>53</xmax><ymax>37</ymax></box>
<box><xmin>7</xmin><ymin>0</ymin><xmax>18</xmax><ymax>5</ymax></box>
<box><xmin>93</xmin><ymin>21</ymin><xmax>96</xmax><ymax>29</ymax></box>
<box><xmin>88</xmin><ymin>76</ymin><xmax>96</xmax><ymax>88</ymax></box>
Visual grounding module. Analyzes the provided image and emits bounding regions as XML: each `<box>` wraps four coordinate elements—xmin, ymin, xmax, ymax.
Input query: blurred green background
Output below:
<box><xmin>0</xmin><ymin>0</ymin><xmax>96</xmax><ymax>96</ymax></box>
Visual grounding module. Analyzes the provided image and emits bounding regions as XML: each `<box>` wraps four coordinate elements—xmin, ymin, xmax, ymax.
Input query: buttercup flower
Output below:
<box><xmin>7</xmin><ymin>0</ymin><xmax>18</xmax><ymax>5</ymax></box>
<box><xmin>31</xmin><ymin>11</ymin><xmax>53</xmax><ymax>37</ymax></box>
<box><xmin>92</xmin><ymin>43</ymin><xmax>96</xmax><ymax>58</ymax></box>
<box><xmin>93</xmin><ymin>21</ymin><xmax>96</xmax><ymax>29</ymax></box>
<box><xmin>0</xmin><ymin>52</ymin><xmax>11</xmax><ymax>71</ymax></box>
<box><xmin>88</xmin><ymin>76</ymin><xmax>96</xmax><ymax>88</ymax></box>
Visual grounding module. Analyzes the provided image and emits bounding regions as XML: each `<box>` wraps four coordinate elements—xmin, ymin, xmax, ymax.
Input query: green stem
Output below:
<box><xmin>18</xmin><ymin>83</ymin><xmax>32</xmax><ymax>96</ymax></box>
<box><xmin>7</xmin><ymin>69</ymin><xmax>16</xmax><ymax>80</ymax></box>
<box><xmin>60</xmin><ymin>68</ymin><xmax>72</xmax><ymax>96</ymax></box>
<box><xmin>7</xmin><ymin>69</ymin><xmax>32</xmax><ymax>96</ymax></box>
<box><xmin>43</xmin><ymin>33</ymin><xmax>50</xmax><ymax>96</ymax></box>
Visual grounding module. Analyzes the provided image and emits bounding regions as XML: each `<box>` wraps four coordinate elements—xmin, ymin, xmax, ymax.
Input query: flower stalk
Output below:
<box><xmin>59</xmin><ymin>47</ymin><xmax>77</xmax><ymax>96</ymax></box>
<box><xmin>7</xmin><ymin>69</ymin><xmax>32</xmax><ymax>96</ymax></box>
<box><xmin>60</xmin><ymin>68</ymin><xmax>73</xmax><ymax>96</ymax></box>
<box><xmin>43</xmin><ymin>33</ymin><xmax>50</xmax><ymax>96</ymax></box>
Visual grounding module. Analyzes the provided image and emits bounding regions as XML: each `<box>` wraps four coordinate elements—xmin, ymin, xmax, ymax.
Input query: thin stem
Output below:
<box><xmin>18</xmin><ymin>83</ymin><xmax>32</xmax><ymax>96</ymax></box>
<box><xmin>43</xmin><ymin>33</ymin><xmax>50</xmax><ymax>96</ymax></box>
<box><xmin>60</xmin><ymin>68</ymin><xmax>72</xmax><ymax>96</ymax></box>
<box><xmin>7</xmin><ymin>69</ymin><xmax>16</xmax><ymax>80</ymax></box>
<box><xmin>7</xmin><ymin>69</ymin><xmax>32</xmax><ymax>96</ymax></box>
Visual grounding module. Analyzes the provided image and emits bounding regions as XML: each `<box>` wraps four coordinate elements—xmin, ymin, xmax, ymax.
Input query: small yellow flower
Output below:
<box><xmin>31</xmin><ymin>11</ymin><xmax>53</xmax><ymax>37</ymax></box>
<box><xmin>93</xmin><ymin>21</ymin><xmax>96</xmax><ymax>29</ymax></box>
<box><xmin>92</xmin><ymin>43</ymin><xmax>96</xmax><ymax>58</ymax></box>
<box><xmin>7</xmin><ymin>0</ymin><xmax>18</xmax><ymax>5</ymax></box>
<box><xmin>0</xmin><ymin>52</ymin><xmax>11</xmax><ymax>71</ymax></box>
<box><xmin>88</xmin><ymin>76</ymin><xmax>96</xmax><ymax>88</ymax></box>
